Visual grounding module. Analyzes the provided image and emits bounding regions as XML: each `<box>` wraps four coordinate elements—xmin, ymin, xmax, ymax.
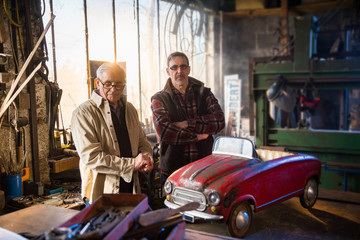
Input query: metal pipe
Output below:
<box><xmin>156</xmin><ymin>0</ymin><xmax>161</xmax><ymax>90</ymax></box>
<box><xmin>219</xmin><ymin>11</ymin><xmax>223</xmax><ymax>106</ymax></box>
<box><xmin>136</xmin><ymin>0</ymin><xmax>142</xmax><ymax>121</ymax></box>
<box><xmin>49</xmin><ymin>0</ymin><xmax>57</xmax><ymax>82</ymax></box>
<box><xmin>84</xmin><ymin>0</ymin><xmax>91</xmax><ymax>97</ymax></box>
<box><xmin>113</xmin><ymin>0</ymin><xmax>117</xmax><ymax>63</ymax></box>
<box><xmin>344</xmin><ymin>89</ymin><xmax>349</xmax><ymax>130</ymax></box>
<box><xmin>0</xmin><ymin>63</ymin><xmax>42</xmax><ymax>118</ymax></box>
<box><xmin>264</xmin><ymin>76</ymin><xmax>360</xmax><ymax>84</ymax></box>
<box><xmin>0</xmin><ymin>15</ymin><xmax>55</xmax><ymax>119</ymax></box>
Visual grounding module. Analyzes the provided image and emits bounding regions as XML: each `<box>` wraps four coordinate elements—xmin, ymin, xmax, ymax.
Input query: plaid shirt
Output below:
<box><xmin>151</xmin><ymin>78</ymin><xmax>225</xmax><ymax>166</ymax></box>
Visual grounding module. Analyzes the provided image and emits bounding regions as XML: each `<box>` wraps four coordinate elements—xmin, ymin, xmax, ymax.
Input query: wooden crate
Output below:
<box><xmin>49</xmin><ymin>156</ymin><xmax>79</xmax><ymax>173</ymax></box>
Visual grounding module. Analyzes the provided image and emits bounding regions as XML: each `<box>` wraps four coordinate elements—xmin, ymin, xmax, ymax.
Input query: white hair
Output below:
<box><xmin>96</xmin><ymin>63</ymin><xmax>126</xmax><ymax>82</ymax></box>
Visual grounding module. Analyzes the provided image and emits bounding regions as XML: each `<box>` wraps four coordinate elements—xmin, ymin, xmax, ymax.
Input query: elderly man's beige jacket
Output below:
<box><xmin>71</xmin><ymin>91</ymin><xmax>152</xmax><ymax>203</ymax></box>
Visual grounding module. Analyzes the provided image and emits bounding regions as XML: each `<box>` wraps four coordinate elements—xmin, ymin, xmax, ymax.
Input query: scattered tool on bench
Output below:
<box><xmin>123</xmin><ymin>213</ymin><xmax>184</xmax><ymax>239</ymax></box>
<box><xmin>137</xmin><ymin>201</ymin><xmax>200</xmax><ymax>227</ymax></box>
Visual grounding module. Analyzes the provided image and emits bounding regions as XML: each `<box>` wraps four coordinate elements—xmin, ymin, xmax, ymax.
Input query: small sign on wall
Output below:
<box><xmin>224</xmin><ymin>74</ymin><xmax>241</xmax><ymax>137</ymax></box>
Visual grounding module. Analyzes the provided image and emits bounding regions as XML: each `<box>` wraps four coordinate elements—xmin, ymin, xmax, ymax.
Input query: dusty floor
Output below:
<box><xmin>0</xmin><ymin>187</ymin><xmax>359</xmax><ymax>239</ymax></box>
<box><xmin>185</xmin><ymin>192</ymin><xmax>360</xmax><ymax>239</ymax></box>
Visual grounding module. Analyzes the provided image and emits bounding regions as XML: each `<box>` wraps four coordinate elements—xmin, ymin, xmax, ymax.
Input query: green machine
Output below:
<box><xmin>250</xmin><ymin>17</ymin><xmax>360</xmax><ymax>193</ymax></box>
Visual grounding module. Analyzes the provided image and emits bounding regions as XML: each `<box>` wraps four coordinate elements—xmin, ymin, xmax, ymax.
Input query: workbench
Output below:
<box><xmin>0</xmin><ymin>204</ymin><xmax>78</xmax><ymax>237</ymax></box>
<box><xmin>0</xmin><ymin>203</ymin><xmax>237</xmax><ymax>239</ymax></box>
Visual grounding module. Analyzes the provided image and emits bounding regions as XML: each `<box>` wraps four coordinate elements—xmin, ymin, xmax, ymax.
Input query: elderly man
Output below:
<box><xmin>151</xmin><ymin>52</ymin><xmax>225</xmax><ymax>184</ymax></box>
<box><xmin>72</xmin><ymin>63</ymin><xmax>153</xmax><ymax>204</ymax></box>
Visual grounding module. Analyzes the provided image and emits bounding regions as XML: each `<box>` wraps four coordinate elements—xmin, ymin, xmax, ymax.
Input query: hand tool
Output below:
<box><xmin>123</xmin><ymin>213</ymin><xmax>183</xmax><ymax>239</ymax></box>
<box><xmin>137</xmin><ymin>201</ymin><xmax>200</xmax><ymax>227</ymax></box>
<box><xmin>76</xmin><ymin>208</ymin><xmax>128</xmax><ymax>239</ymax></box>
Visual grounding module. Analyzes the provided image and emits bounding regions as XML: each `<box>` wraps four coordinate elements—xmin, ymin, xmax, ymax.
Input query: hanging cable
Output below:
<box><xmin>3</xmin><ymin>0</ymin><xmax>23</xmax><ymax>27</ymax></box>
<box><xmin>41</xmin><ymin>0</ymin><xmax>46</xmax><ymax>17</ymax></box>
<box><xmin>7</xmin><ymin>21</ymin><xmax>19</xmax><ymax>72</ymax></box>
<box><xmin>163</xmin><ymin>3</ymin><xmax>174</xmax><ymax>57</ymax></box>
<box><xmin>267</xmin><ymin>37</ymin><xmax>295</xmax><ymax>63</ymax></box>
<box><xmin>15</xmin><ymin>0</ymin><xmax>24</xmax><ymax>52</ymax></box>
<box><xmin>3</xmin><ymin>0</ymin><xmax>24</xmax><ymax>59</ymax></box>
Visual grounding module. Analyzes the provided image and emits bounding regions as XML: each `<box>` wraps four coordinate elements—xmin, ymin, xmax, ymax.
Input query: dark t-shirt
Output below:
<box><xmin>110</xmin><ymin>101</ymin><xmax>133</xmax><ymax>193</ymax></box>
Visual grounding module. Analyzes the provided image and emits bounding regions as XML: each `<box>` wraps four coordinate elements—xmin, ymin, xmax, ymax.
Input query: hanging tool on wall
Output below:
<box><xmin>0</xmin><ymin>15</ymin><xmax>55</xmax><ymax>124</ymax></box>
<box><xmin>266</xmin><ymin>75</ymin><xmax>296</xmax><ymax>113</ymax></box>
<box><xmin>10</xmin><ymin>102</ymin><xmax>29</xmax><ymax>164</ymax></box>
<box><xmin>266</xmin><ymin>75</ymin><xmax>297</xmax><ymax>128</ymax></box>
<box><xmin>47</xmin><ymin>81</ymin><xmax>63</xmax><ymax>157</ymax></box>
<box><xmin>1</xmin><ymin>103</ymin><xmax>29</xmax><ymax>176</ymax></box>
<box><xmin>298</xmin><ymin>78</ymin><xmax>320</xmax><ymax>128</ymax></box>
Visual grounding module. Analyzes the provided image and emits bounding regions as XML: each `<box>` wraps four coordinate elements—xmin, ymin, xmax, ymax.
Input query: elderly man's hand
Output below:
<box><xmin>140</xmin><ymin>152</ymin><xmax>154</xmax><ymax>172</ymax></box>
<box><xmin>134</xmin><ymin>153</ymin><xmax>154</xmax><ymax>172</ymax></box>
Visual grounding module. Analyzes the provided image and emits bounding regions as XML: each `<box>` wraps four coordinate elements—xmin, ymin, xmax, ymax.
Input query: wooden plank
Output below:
<box><xmin>0</xmin><ymin>205</ymin><xmax>78</xmax><ymax>236</ymax></box>
<box><xmin>326</xmin><ymin>162</ymin><xmax>360</xmax><ymax>170</ymax></box>
<box><xmin>225</xmin><ymin>7</ymin><xmax>282</xmax><ymax>17</ymax></box>
<box><xmin>49</xmin><ymin>156</ymin><xmax>80</xmax><ymax>173</ymax></box>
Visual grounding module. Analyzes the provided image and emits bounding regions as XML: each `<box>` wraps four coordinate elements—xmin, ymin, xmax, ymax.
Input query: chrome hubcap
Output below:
<box><xmin>235</xmin><ymin>210</ymin><xmax>249</xmax><ymax>230</ymax></box>
<box><xmin>306</xmin><ymin>181</ymin><xmax>317</xmax><ymax>203</ymax></box>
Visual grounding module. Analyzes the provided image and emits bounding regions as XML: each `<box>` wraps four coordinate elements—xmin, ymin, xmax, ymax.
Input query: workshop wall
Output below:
<box><xmin>222</xmin><ymin>7</ymin><xmax>358</xmax><ymax>120</ymax></box>
<box><xmin>222</xmin><ymin>15</ymin><xmax>295</xmax><ymax>119</ymax></box>
<box><xmin>0</xmin><ymin>0</ymin><xmax>50</xmax><ymax>185</ymax></box>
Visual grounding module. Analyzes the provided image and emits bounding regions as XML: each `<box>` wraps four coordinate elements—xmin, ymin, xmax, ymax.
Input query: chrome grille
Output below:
<box><xmin>172</xmin><ymin>187</ymin><xmax>207</xmax><ymax>211</ymax></box>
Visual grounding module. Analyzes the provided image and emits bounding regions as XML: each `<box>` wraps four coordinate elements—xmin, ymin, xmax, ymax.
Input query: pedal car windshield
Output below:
<box><xmin>212</xmin><ymin>137</ymin><xmax>255</xmax><ymax>159</ymax></box>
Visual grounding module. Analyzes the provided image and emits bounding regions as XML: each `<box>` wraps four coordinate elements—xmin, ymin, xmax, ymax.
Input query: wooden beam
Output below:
<box><xmin>224</xmin><ymin>0</ymin><xmax>355</xmax><ymax>18</ymax></box>
<box><xmin>291</xmin><ymin>0</ymin><xmax>354</xmax><ymax>14</ymax></box>
<box><xmin>225</xmin><ymin>7</ymin><xmax>283</xmax><ymax>17</ymax></box>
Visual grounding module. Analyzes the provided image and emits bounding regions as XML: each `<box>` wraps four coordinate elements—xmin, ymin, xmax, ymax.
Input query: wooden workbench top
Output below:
<box><xmin>0</xmin><ymin>204</ymin><xmax>79</xmax><ymax>236</ymax></box>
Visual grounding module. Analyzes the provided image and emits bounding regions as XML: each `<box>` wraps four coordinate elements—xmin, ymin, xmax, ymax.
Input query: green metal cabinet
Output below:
<box><xmin>250</xmin><ymin>18</ymin><xmax>360</xmax><ymax>192</ymax></box>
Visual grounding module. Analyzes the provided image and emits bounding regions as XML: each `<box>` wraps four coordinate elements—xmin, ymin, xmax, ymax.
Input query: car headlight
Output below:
<box><xmin>164</xmin><ymin>181</ymin><xmax>173</xmax><ymax>194</ymax></box>
<box><xmin>209</xmin><ymin>192</ymin><xmax>221</xmax><ymax>206</ymax></box>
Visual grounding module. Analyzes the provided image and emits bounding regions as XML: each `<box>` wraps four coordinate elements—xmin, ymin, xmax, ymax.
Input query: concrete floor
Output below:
<box><xmin>185</xmin><ymin>191</ymin><xmax>360</xmax><ymax>239</ymax></box>
<box><xmin>1</xmin><ymin>187</ymin><xmax>359</xmax><ymax>239</ymax></box>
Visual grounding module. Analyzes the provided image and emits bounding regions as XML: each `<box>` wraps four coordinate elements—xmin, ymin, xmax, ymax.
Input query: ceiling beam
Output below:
<box><xmin>224</xmin><ymin>0</ymin><xmax>355</xmax><ymax>18</ymax></box>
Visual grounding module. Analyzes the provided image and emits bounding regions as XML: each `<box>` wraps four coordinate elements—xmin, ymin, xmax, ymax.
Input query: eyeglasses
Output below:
<box><xmin>99</xmin><ymin>80</ymin><xmax>125</xmax><ymax>90</ymax></box>
<box><xmin>169</xmin><ymin>64</ymin><xmax>189</xmax><ymax>71</ymax></box>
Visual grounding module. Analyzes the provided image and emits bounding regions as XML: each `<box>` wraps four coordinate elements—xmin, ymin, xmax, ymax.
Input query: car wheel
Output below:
<box><xmin>300</xmin><ymin>177</ymin><xmax>318</xmax><ymax>209</ymax></box>
<box><xmin>228</xmin><ymin>201</ymin><xmax>253</xmax><ymax>238</ymax></box>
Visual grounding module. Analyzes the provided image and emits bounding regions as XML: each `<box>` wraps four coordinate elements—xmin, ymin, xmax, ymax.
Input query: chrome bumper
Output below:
<box><xmin>164</xmin><ymin>200</ymin><xmax>224</xmax><ymax>222</ymax></box>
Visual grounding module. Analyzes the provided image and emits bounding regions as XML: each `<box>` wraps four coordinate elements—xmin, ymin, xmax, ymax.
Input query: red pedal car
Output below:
<box><xmin>164</xmin><ymin>137</ymin><xmax>321</xmax><ymax>238</ymax></box>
